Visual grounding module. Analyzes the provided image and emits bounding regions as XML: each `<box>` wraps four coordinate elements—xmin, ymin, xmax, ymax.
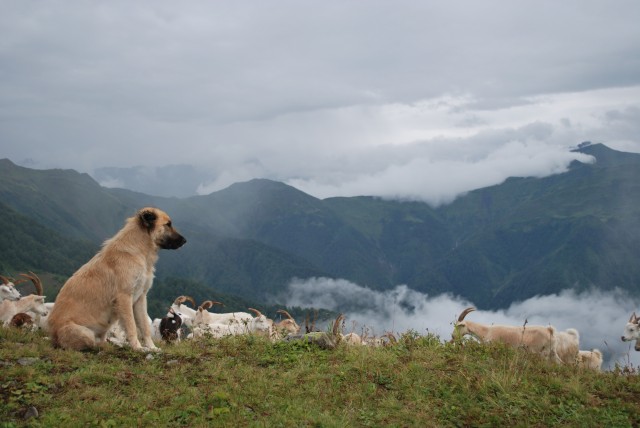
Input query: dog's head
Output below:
<box><xmin>138</xmin><ymin>207</ymin><xmax>187</xmax><ymax>250</ymax></box>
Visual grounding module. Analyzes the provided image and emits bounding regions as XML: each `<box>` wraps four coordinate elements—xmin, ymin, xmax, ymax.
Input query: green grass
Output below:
<box><xmin>1</xmin><ymin>328</ymin><xmax>639</xmax><ymax>427</ymax></box>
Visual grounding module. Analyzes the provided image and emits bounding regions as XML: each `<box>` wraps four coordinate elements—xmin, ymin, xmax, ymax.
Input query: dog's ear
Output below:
<box><xmin>138</xmin><ymin>209</ymin><xmax>157</xmax><ymax>231</ymax></box>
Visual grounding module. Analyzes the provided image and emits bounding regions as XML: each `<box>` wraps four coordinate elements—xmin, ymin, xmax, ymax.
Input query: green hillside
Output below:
<box><xmin>0</xmin><ymin>201</ymin><xmax>97</xmax><ymax>278</ymax></box>
<box><xmin>0</xmin><ymin>159</ymin><xmax>130</xmax><ymax>242</ymax></box>
<box><xmin>1</xmin><ymin>143</ymin><xmax>639</xmax><ymax>309</ymax></box>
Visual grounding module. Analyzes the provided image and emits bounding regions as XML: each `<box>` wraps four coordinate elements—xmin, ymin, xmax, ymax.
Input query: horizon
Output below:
<box><xmin>2</xmin><ymin>2</ymin><xmax>640</xmax><ymax>204</ymax></box>
<box><xmin>2</xmin><ymin>141</ymin><xmax>636</xmax><ymax>202</ymax></box>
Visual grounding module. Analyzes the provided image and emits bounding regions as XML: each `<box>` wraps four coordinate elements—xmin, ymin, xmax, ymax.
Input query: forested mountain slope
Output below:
<box><xmin>1</xmin><ymin>144</ymin><xmax>638</xmax><ymax>309</ymax></box>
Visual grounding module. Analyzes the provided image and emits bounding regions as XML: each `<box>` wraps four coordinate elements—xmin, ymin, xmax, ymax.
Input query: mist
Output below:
<box><xmin>277</xmin><ymin>277</ymin><xmax>640</xmax><ymax>370</ymax></box>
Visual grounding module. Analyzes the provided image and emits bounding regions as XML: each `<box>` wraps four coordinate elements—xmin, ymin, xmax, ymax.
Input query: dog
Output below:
<box><xmin>48</xmin><ymin>207</ymin><xmax>186</xmax><ymax>351</ymax></box>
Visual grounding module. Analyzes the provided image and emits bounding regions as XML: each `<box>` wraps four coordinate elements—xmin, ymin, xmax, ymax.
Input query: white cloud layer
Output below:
<box><xmin>278</xmin><ymin>277</ymin><xmax>640</xmax><ymax>371</ymax></box>
<box><xmin>1</xmin><ymin>2</ymin><xmax>640</xmax><ymax>203</ymax></box>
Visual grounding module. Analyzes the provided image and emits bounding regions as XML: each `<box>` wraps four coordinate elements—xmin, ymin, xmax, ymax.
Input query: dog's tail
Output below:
<box><xmin>53</xmin><ymin>322</ymin><xmax>98</xmax><ymax>351</ymax></box>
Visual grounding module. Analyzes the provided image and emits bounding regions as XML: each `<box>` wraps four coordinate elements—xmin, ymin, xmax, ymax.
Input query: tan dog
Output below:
<box><xmin>48</xmin><ymin>207</ymin><xmax>186</xmax><ymax>351</ymax></box>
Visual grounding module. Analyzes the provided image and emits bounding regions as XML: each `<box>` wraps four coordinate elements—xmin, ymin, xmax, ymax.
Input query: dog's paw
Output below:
<box><xmin>141</xmin><ymin>345</ymin><xmax>161</xmax><ymax>353</ymax></box>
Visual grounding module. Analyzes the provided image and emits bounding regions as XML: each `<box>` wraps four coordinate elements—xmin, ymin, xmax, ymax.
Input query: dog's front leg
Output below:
<box><xmin>115</xmin><ymin>293</ymin><xmax>143</xmax><ymax>350</ymax></box>
<box><xmin>133</xmin><ymin>293</ymin><xmax>158</xmax><ymax>350</ymax></box>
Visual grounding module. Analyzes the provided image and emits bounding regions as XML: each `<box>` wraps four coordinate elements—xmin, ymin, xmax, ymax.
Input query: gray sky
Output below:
<box><xmin>1</xmin><ymin>1</ymin><xmax>640</xmax><ymax>203</ymax></box>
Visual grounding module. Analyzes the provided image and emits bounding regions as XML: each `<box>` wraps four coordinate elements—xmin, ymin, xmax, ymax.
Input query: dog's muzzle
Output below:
<box><xmin>160</xmin><ymin>233</ymin><xmax>187</xmax><ymax>250</ymax></box>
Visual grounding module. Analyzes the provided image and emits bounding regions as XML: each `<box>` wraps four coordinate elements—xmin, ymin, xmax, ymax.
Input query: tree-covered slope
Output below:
<box><xmin>1</xmin><ymin>143</ymin><xmax>639</xmax><ymax>309</ymax></box>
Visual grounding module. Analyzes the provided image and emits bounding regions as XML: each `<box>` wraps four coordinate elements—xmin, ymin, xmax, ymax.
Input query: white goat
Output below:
<box><xmin>0</xmin><ymin>275</ymin><xmax>22</xmax><ymax>301</ymax></box>
<box><xmin>621</xmin><ymin>312</ymin><xmax>640</xmax><ymax>351</ymax></box>
<box><xmin>453</xmin><ymin>307</ymin><xmax>561</xmax><ymax>363</ymax></box>
<box><xmin>577</xmin><ymin>349</ymin><xmax>603</xmax><ymax>371</ymax></box>
<box><xmin>190</xmin><ymin>305</ymin><xmax>274</xmax><ymax>339</ymax></box>
<box><xmin>105</xmin><ymin>320</ymin><xmax>129</xmax><ymax>346</ymax></box>
<box><xmin>341</xmin><ymin>332</ymin><xmax>363</xmax><ymax>346</ymax></box>
<box><xmin>15</xmin><ymin>273</ymin><xmax>52</xmax><ymax>330</ymax></box>
<box><xmin>246</xmin><ymin>308</ymin><xmax>276</xmax><ymax>339</ymax></box>
<box><xmin>189</xmin><ymin>300</ymin><xmax>249</xmax><ymax>338</ymax></box>
<box><xmin>555</xmin><ymin>328</ymin><xmax>580</xmax><ymax>365</ymax></box>
<box><xmin>273</xmin><ymin>309</ymin><xmax>301</xmax><ymax>338</ymax></box>
<box><xmin>193</xmin><ymin>300</ymin><xmax>252</xmax><ymax>326</ymax></box>
<box><xmin>34</xmin><ymin>302</ymin><xmax>55</xmax><ymax>331</ymax></box>
<box><xmin>0</xmin><ymin>294</ymin><xmax>49</xmax><ymax>326</ymax></box>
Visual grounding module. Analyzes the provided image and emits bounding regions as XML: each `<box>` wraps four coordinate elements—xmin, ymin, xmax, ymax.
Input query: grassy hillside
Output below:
<box><xmin>1</xmin><ymin>329</ymin><xmax>639</xmax><ymax>427</ymax></box>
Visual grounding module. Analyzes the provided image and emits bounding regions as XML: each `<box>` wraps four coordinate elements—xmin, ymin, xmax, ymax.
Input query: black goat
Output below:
<box><xmin>159</xmin><ymin>308</ymin><xmax>183</xmax><ymax>343</ymax></box>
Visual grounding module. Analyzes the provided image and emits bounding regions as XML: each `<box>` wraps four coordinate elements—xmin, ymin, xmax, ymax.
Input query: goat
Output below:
<box><xmin>621</xmin><ymin>312</ymin><xmax>640</xmax><ymax>351</ymax></box>
<box><xmin>191</xmin><ymin>306</ymin><xmax>274</xmax><ymax>339</ymax></box>
<box><xmin>17</xmin><ymin>272</ymin><xmax>51</xmax><ymax>330</ymax></box>
<box><xmin>170</xmin><ymin>295</ymin><xmax>198</xmax><ymax>327</ymax></box>
<box><xmin>285</xmin><ymin>313</ymin><xmax>345</xmax><ymax>349</ymax></box>
<box><xmin>105</xmin><ymin>321</ymin><xmax>129</xmax><ymax>346</ymax></box>
<box><xmin>148</xmin><ymin>296</ymin><xmax>197</xmax><ymax>340</ymax></box>
<box><xmin>305</xmin><ymin>309</ymin><xmax>319</xmax><ymax>333</ymax></box>
<box><xmin>159</xmin><ymin>308</ymin><xmax>183</xmax><ymax>343</ymax></box>
<box><xmin>9</xmin><ymin>312</ymin><xmax>34</xmax><ymax>329</ymax></box>
<box><xmin>194</xmin><ymin>300</ymin><xmax>252</xmax><ymax>326</ymax></box>
<box><xmin>576</xmin><ymin>349</ymin><xmax>603</xmax><ymax>371</ymax></box>
<box><xmin>0</xmin><ymin>294</ymin><xmax>48</xmax><ymax>326</ymax></box>
<box><xmin>0</xmin><ymin>275</ymin><xmax>22</xmax><ymax>301</ymax></box>
<box><xmin>189</xmin><ymin>300</ymin><xmax>250</xmax><ymax>338</ymax></box>
<box><xmin>341</xmin><ymin>332</ymin><xmax>363</xmax><ymax>346</ymax></box>
<box><xmin>453</xmin><ymin>307</ymin><xmax>561</xmax><ymax>363</ymax></box>
<box><xmin>247</xmin><ymin>308</ymin><xmax>276</xmax><ymax>339</ymax></box>
<box><xmin>274</xmin><ymin>309</ymin><xmax>301</xmax><ymax>337</ymax></box>
<box><xmin>555</xmin><ymin>328</ymin><xmax>580</xmax><ymax>365</ymax></box>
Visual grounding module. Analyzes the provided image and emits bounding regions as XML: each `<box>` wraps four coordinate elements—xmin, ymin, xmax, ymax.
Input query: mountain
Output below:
<box><xmin>0</xmin><ymin>159</ymin><xmax>131</xmax><ymax>242</ymax></box>
<box><xmin>430</xmin><ymin>143</ymin><xmax>640</xmax><ymax>306</ymax></box>
<box><xmin>1</xmin><ymin>143</ymin><xmax>639</xmax><ymax>310</ymax></box>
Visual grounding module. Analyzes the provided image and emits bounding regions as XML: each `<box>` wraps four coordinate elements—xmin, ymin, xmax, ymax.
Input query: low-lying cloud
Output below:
<box><xmin>277</xmin><ymin>277</ymin><xmax>640</xmax><ymax>370</ymax></box>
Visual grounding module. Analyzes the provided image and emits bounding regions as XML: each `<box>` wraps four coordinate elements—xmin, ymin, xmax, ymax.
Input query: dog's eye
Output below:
<box><xmin>166</xmin><ymin>221</ymin><xmax>172</xmax><ymax>228</ymax></box>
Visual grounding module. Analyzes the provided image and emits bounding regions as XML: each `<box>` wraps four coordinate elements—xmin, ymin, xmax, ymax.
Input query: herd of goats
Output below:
<box><xmin>3</xmin><ymin>272</ymin><xmax>640</xmax><ymax>372</ymax></box>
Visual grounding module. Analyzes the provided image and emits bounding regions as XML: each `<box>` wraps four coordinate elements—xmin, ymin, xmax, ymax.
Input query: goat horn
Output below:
<box><xmin>29</xmin><ymin>271</ymin><xmax>43</xmax><ymax>296</ymax></box>
<box><xmin>276</xmin><ymin>309</ymin><xmax>294</xmax><ymax>320</ymax></box>
<box><xmin>332</xmin><ymin>313</ymin><xmax>345</xmax><ymax>336</ymax></box>
<box><xmin>199</xmin><ymin>300</ymin><xmax>224</xmax><ymax>311</ymax></box>
<box><xmin>173</xmin><ymin>295</ymin><xmax>197</xmax><ymax>308</ymax></box>
<box><xmin>384</xmin><ymin>332</ymin><xmax>397</xmax><ymax>343</ymax></box>
<box><xmin>457</xmin><ymin>307</ymin><xmax>476</xmax><ymax>322</ymax></box>
<box><xmin>19</xmin><ymin>272</ymin><xmax>43</xmax><ymax>296</ymax></box>
<box><xmin>199</xmin><ymin>300</ymin><xmax>214</xmax><ymax>310</ymax></box>
<box><xmin>248</xmin><ymin>308</ymin><xmax>262</xmax><ymax>317</ymax></box>
<box><xmin>0</xmin><ymin>275</ymin><xmax>11</xmax><ymax>285</ymax></box>
<box><xmin>630</xmin><ymin>312</ymin><xmax>638</xmax><ymax>323</ymax></box>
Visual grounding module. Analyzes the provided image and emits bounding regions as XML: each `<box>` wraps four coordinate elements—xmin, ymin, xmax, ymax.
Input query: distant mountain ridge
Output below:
<box><xmin>1</xmin><ymin>143</ymin><xmax>639</xmax><ymax>310</ymax></box>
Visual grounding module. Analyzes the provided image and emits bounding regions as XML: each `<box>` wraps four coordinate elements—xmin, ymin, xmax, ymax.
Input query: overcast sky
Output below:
<box><xmin>2</xmin><ymin>1</ymin><xmax>640</xmax><ymax>204</ymax></box>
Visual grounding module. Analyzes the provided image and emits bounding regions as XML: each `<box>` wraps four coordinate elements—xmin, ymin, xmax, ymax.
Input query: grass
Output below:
<box><xmin>1</xmin><ymin>328</ymin><xmax>640</xmax><ymax>427</ymax></box>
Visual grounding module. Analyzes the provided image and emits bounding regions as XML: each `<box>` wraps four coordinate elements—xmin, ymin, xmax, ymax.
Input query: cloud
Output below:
<box><xmin>1</xmin><ymin>2</ymin><xmax>640</xmax><ymax>203</ymax></box>
<box><xmin>277</xmin><ymin>277</ymin><xmax>640</xmax><ymax>371</ymax></box>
